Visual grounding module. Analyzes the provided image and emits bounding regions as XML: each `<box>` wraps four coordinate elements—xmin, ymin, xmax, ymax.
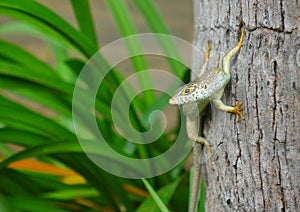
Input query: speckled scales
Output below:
<box><xmin>170</xmin><ymin>70</ymin><xmax>230</xmax><ymax>105</ymax></box>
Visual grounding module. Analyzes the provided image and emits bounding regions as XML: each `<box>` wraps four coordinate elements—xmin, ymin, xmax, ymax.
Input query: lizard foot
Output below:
<box><xmin>230</xmin><ymin>101</ymin><xmax>245</xmax><ymax>122</ymax></box>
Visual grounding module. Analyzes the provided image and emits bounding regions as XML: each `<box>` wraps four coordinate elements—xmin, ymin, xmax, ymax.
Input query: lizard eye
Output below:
<box><xmin>182</xmin><ymin>87</ymin><xmax>193</xmax><ymax>95</ymax></box>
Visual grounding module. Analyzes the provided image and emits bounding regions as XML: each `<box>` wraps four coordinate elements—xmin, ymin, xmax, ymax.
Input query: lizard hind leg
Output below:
<box><xmin>194</xmin><ymin>136</ymin><xmax>212</xmax><ymax>160</ymax></box>
<box><xmin>185</xmin><ymin>115</ymin><xmax>212</xmax><ymax>160</ymax></box>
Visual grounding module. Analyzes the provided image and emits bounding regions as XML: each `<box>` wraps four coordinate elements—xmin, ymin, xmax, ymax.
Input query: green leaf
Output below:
<box><xmin>0</xmin><ymin>85</ymin><xmax>73</xmax><ymax>132</ymax></box>
<box><xmin>6</xmin><ymin>197</ymin><xmax>69</xmax><ymax>212</ymax></box>
<box><xmin>0</xmin><ymin>0</ymin><xmax>191</xmax><ymax>211</ymax></box>
<box><xmin>138</xmin><ymin>178</ymin><xmax>182</xmax><ymax>212</ymax></box>
<box><xmin>64</xmin><ymin>58</ymin><xmax>86</xmax><ymax>76</ymax></box>
<box><xmin>0</xmin><ymin>137</ymin><xmax>145</xmax><ymax>176</ymax></box>
<box><xmin>133</xmin><ymin>0</ymin><xmax>185</xmax><ymax>76</ymax></box>
<box><xmin>0</xmin><ymin>140</ymin><xmax>81</xmax><ymax>169</ymax></box>
<box><xmin>54</xmin><ymin>155</ymin><xmax>135</xmax><ymax>211</ymax></box>
<box><xmin>0</xmin><ymin>1</ymin><xmax>130</xmax><ymax>96</ymax></box>
<box><xmin>0</xmin><ymin>40</ymin><xmax>73</xmax><ymax>94</ymax></box>
<box><xmin>0</xmin><ymin>95</ymin><xmax>74</xmax><ymax>138</ymax></box>
<box><xmin>0</xmin><ymin>129</ymin><xmax>49</xmax><ymax>147</ymax></box>
<box><xmin>0</xmin><ymin>0</ymin><xmax>97</xmax><ymax>57</ymax></box>
<box><xmin>188</xmin><ymin>170</ymin><xmax>206</xmax><ymax>212</ymax></box>
<box><xmin>0</xmin><ymin>21</ymin><xmax>81</xmax><ymax>82</ymax></box>
<box><xmin>0</xmin><ymin>195</ymin><xmax>11</xmax><ymax>212</ymax></box>
<box><xmin>71</xmin><ymin>0</ymin><xmax>98</xmax><ymax>47</ymax></box>
<box><xmin>199</xmin><ymin>179</ymin><xmax>206</xmax><ymax>212</ymax></box>
<box><xmin>0</xmin><ymin>39</ymin><xmax>60</xmax><ymax>79</ymax></box>
<box><xmin>0</xmin><ymin>169</ymin><xmax>29</xmax><ymax>195</ymax></box>
<box><xmin>0</xmin><ymin>21</ymin><xmax>63</xmax><ymax>46</ymax></box>
<box><xmin>105</xmin><ymin>0</ymin><xmax>154</xmax><ymax>105</ymax></box>
<box><xmin>43</xmin><ymin>187</ymin><xmax>98</xmax><ymax>200</ymax></box>
<box><xmin>133</xmin><ymin>0</ymin><xmax>170</xmax><ymax>34</ymax></box>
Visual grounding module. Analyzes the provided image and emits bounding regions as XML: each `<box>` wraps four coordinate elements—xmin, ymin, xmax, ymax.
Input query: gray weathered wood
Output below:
<box><xmin>192</xmin><ymin>0</ymin><xmax>299</xmax><ymax>211</ymax></box>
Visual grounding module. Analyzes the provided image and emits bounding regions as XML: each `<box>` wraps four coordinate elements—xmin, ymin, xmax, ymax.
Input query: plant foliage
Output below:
<box><xmin>0</xmin><ymin>0</ymin><xmax>205</xmax><ymax>211</ymax></box>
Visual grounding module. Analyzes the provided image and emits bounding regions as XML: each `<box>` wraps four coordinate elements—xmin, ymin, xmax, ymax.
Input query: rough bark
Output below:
<box><xmin>192</xmin><ymin>0</ymin><xmax>299</xmax><ymax>211</ymax></box>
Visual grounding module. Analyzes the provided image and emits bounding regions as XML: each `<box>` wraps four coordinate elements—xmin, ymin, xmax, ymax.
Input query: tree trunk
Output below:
<box><xmin>192</xmin><ymin>0</ymin><xmax>299</xmax><ymax>211</ymax></box>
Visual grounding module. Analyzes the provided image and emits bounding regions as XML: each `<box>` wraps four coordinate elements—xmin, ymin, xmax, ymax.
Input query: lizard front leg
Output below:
<box><xmin>222</xmin><ymin>28</ymin><xmax>244</xmax><ymax>75</ymax></box>
<box><xmin>198</xmin><ymin>40</ymin><xmax>211</xmax><ymax>78</ymax></box>
<box><xmin>213</xmin><ymin>99</ymin><xmax>245</xmax><ymax>122</ymax></box>
<box><xmin>212</xmin><ymin>28</ymin><xmax>245</xmax><ymax>121</ymax></box>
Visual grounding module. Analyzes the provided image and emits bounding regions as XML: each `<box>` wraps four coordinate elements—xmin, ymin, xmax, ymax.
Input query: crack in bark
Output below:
<box><xmin>272</xmin><ymin>61</ymin><xmax>278</xmax><ymax>133</ymax></box>
<box><xmin>247</xmin><ymin>26</ymin><xmax>295</xmax><ymax>34</ymax></box>
<box><xmin>277</xmin><ymin>147</ymin><xmax>287</xmax><ymax>211</ymax></box>
<box><xmin>217</xmin><ymin>141</ymin><xmax>223</xmax><ymax>148</ymax></box>
<box><xmin>272</xmin><ymin>60</ymin><xmax>279</xmax><ymax>164</ymax></box>
<box><xmin>279</xmin><ymin>0</ymin><xmax>285</xmax><ymax>32</ymax></box>
<box><xmin>254</xmin><ymin>77</ymin><xmax>266</xmax><ymax>209</ymax></box>
<box><xmin>272</xmin><ymin>58</ymin><xmax>287</xmax><ymax>210</ymax></box>
<box><xmin>224</xmin><ymin>151</ymin><xmax>230</xmax><ymax>166</ymax></box>
<box><xmin>254</xmin><ymin>0</ymin><xmax>258</xmax><ymax>27</ymax></box>
<box><xmin>248</xmin><ymin>0</ymin><xmax>296</xmax><ymax>33</ymax></box>
<box><xmin>234</xmin><ymin>111</ymin><xmax>242</xmax><ymax>185</ymax></box>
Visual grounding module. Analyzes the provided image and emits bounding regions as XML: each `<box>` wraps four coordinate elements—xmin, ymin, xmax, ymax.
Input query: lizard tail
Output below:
<box><xmin>189</xmin><ymin>142</ymin><xmax>203</xmax><ymax>212</ymax></box>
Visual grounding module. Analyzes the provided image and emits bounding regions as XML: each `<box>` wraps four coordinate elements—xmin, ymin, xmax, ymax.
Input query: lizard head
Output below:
<box><xmin>169</xmin><ymin>81</ymin><xmax>208</xmax><ymax>105</ymax></box>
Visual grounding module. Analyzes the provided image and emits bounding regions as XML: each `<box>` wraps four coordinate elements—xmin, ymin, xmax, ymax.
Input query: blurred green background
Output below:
<box><xmin>0</xmin><ymin>1</ymin><xmax>206</xmax><ymax>211</ymax></box>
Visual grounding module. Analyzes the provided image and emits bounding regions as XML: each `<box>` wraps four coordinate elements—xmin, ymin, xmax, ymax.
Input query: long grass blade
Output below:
<box><xmin>105</xmin><ymin>0</ymin><xmax>155</xmax><ymax>105</ymax></box>
<box><xmin>141</xmin><ymin>178</ymin><xmax>170</xmax><ymax>212</ymax></box>
<box><xmin>70</xmin><ymin>0</ymin><xmax>98</xmax><ymax>47</ymax></box>
<box><xmin>0</xmin><ymin>0</ymin><xmax>97</xmax><ymax>57</ymax></box>
<box><xmin>133</xmin><ymin>0</ymin><xmax>185</xmax><ymax>76</ymax></box>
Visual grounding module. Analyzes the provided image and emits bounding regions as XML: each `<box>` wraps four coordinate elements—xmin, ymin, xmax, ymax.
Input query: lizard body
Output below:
<box><xmin>169</xmin><ymin>28</ymin><xmax>245</xmax><ymax>212</ymax></box>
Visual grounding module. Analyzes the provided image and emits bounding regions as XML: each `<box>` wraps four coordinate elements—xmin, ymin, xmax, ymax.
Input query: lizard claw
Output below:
<box><xmin>230</xmin><ymin>101</ymin><xmax>245</xmax><ymax>122</ymax></box>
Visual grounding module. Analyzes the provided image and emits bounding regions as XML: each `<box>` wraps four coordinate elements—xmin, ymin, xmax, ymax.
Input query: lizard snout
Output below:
<box><xmin>169</xmin><ymin>97</ymin><xmax>176</xmax><ymax>105</ymax></box>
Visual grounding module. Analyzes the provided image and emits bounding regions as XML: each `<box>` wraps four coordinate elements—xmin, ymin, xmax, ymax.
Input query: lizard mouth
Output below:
<box><xmin>169</xmin><ymin>97</ymin><xmax>176</xmax><ymax>105</ymax></box>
